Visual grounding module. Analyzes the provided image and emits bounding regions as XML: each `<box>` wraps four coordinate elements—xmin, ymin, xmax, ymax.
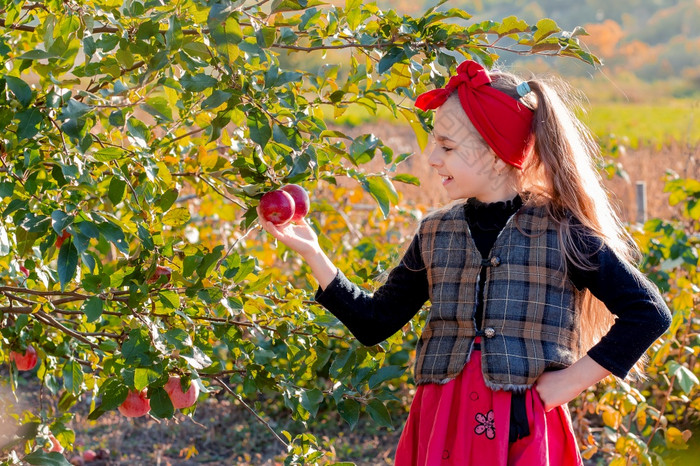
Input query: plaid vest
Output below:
<box><xmin>415</xmin><ymin>201</ymin><xmax>582</xmax><ymax>392</ymax></box>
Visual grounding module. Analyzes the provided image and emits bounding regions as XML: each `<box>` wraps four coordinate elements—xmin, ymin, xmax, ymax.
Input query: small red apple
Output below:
<box><xmin>164</xmin><ymin>376</ymin><xmax>200</xmax><ymax>409</ymax></box>
<box><xmin>147</xmin><ymin>265</ymin><xmax>172</xmax><ymax>284</ymax></box>
<box><xmin>280</xmin><ymin>184</ymin><xmax>310</xmax><ymax>223</ymax></box>
<box><xmin>19</xmin><ymin>265</ymin><xmax>30</xmax><ymax>277</ymax></box>
<box><xmin>9</xmin><ymin>345</ymin><xmax>38</xmax><ymax>371</ymax></box>
<box><xmin>118</xmin><ymin>389</ymin><xmax>151</xmax><ymax>418</ymax></box>
<box><xmin>83</xmin><ymin>449</ymin><xmax>97</xmax><ymax>462</ymax></box>
<box><xmin>56</xmin><ymin>230</ymin><xmax>70</xmax><ymax>248</ymax></box>
<box><xmin>44</xmin><ymin>433</ymin><xmax>64</xmax><ymax>453</ymax></box>
<box><xmin>259</xmin><ymin>190</ymin><xmax>295</xmax><ymax>226</ymax></box>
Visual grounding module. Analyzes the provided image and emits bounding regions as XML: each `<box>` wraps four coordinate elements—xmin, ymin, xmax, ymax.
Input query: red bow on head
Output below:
<box><xmin>415</xmin><ymin>60</ymin><xmax>534</xmax><ymax>169</ymax></box>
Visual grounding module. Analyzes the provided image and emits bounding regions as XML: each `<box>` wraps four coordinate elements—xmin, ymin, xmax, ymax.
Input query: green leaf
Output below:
<box><xmin>201</xmin><ymin>90</ymin><xmax>232</xmax><ymax>110</ymax></box>
<box><xmin>108</xmin><ymin>177</ymin><xmax>126</xmax><ymax>205</ymax></box>
<box><xmin>142</xmin><ymin>96</ymin><xmax>173</xmax><ymax>122</ymax></box>
<box><xmin>23</xmin><ymin>451</ymin><xmax>71</xmax><ymax>466</ymax></box>
<box><xmin>533</xmin><ymin>18</ymin><xmax>561</xmax><ymax>43</ymax></box>
<box><xmin>57</xmin><ymin>241</ymin><xmax>78</xmax><ymax>291</ymax></box>
<box><xmin>496</xmin><ymin>16</ymin><xmax>529</xmax><ymax>36</ymax></box>
<box><xmin>163</xmin><ymin>207</ymin><xmax>191</xmax><ymax>227</ymax></box>
<box><xmin>16</xmin><ymin>108</ymin><xmax>43</xmax><ymax>140</ymax></box>
<box><xmin>149</xmin><ymin>387</ymin><xmax>174</xmax><ymax>418</ymax></box>
<box><xmin>669</xmin><ymin>361</ymin><xmax>699</xmax><ymax>395</ymax></box>
<box><xmin>392</xmin><ymin>173</ymin><xmax>420</xmax><ymax>186</ymax></box>
<box><xmin>5</xmin><ymin>76</ymin><xmax>32</xmax><ymax>107</ymax></box>
<box><xmin>51</xmin><ymin>210</ymin><xmax>72</xmax><ymax>234</ymax></box>
<box><xmin>377</xmin><ymin>47</ymin><xmax>405</xmax><ymax>74</ymax></box>
<box><xmin>368</xmin><ymin>365</ymin><xmax>406</xmax><ymax>389</ymax></box>
<box><xmin>89</xmin><ymin>378</ymin><xmax>129</xmax><ymax>419</ymax></box>
<box><xmin>62</xmin><ymin>360</ymin><xmax>83</xmax><ymax>395</ymax></box>
<box><xmin>361</xmin><ymin>174</ymin><xmax>398</xmax><ymax>219</ymax></box>
<box><xmin>82</xmin><ymin>297</ymin><xmax>104</xmax><ymax>323</ymax></box>
<box><xmin>98</xmin><ymin>221</ymin><xmax>129</xmax><ymax>255</ymax></box>
<box><xmin>366</xmin><ymin>399</ymin><xmax>392</xmax><ymax>428</ymax></box>
<box><xmin>134</xmin><ymin>367</ymin><xmax>160</xmax><ymax>391</ymax></box>
<box><xmin>18</xmin><ymin>49</ymin><xmax>59</xmax><ymax>60</ymax></box>
<box><xmin>349</xmin><ymin>134</ymin><xmax>380</xmax><ymax>165</ymax></box>
<box><xmin>247</xmin><ymin>109</ymin><xmax>271</xmax><ymax>148</ymax></box>
<box><xmin>180</xmin><ymin>73</ymin><xmax>218</xmax><ymax>92</ymax></box>
<box><xmin>301</xmin><ymin>388</ymin><xmax>324</xmax><ymax>418</ymax></box>
<box><xmin>337</xmin><ymin>398</ymin><xmax>360</xmax><ymax>429</ymax></box>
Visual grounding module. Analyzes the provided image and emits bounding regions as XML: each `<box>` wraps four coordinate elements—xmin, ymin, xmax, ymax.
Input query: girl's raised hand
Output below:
<box><xmin>256</xmin><ymin>204</ymin><xmax>321</xmax><ymax>258</ymax></box>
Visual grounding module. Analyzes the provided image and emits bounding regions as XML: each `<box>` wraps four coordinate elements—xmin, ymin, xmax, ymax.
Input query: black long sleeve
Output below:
<box><xmin>314</xmin><ymin>201</ymin><xmax>672</xmax><ymax>379</ymax></box>
<box><xmin>314</xmin><ymin>233</ymin><xmax>429</xmax><ymax>346</ymax></box>
<box><xmin>567</xmin><ymin>221</ymin><xmax>673</xmax><ymax>378</ymax></box>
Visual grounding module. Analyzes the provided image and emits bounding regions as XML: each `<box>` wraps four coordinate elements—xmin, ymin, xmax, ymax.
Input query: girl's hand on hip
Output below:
<box><xmin>256</xmin><ymin>204</ymin><xmax>321</xmax><ymax>257</ymax></box>
<box><xmin>534</xmin><ymin>369</ymin><xmax>583</xmax><ymax>412</ymax></box>
<box><xmin>535</xmin><ymin>355</ymin><xmax>612</xmax><ymax>412</ymax></box>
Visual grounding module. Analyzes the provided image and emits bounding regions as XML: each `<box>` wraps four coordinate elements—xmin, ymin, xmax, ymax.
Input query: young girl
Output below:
<box><xmin>257</xmin><ymin>60</ymin><xmax>672</xmax><ymax>465</ymax></box>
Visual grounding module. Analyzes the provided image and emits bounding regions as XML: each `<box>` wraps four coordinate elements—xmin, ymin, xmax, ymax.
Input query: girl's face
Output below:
<box><xmin>427</xmin><ymin>95</ymin><xmax>512</xmax><ymax>202</ymax></box>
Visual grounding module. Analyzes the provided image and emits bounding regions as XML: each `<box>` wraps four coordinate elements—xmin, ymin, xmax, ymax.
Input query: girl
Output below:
<box><xmin>257</xmin><ymin>60</ymin><xmax>672</xmax><ymax>465</ymax></box>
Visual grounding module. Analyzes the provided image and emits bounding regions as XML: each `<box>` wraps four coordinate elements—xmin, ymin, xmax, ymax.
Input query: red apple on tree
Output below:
<box><xmin>9</xmin><ymin>345</ymin><xmax>38</xmax><ymax>371</ymax></box>
<box><xmin>280</xmin><ymin>184</ymin><xmax>310</xmax><ymax>223</ymax></box>
<box><xmin>83</xmin><ymin>450</ymin><xmax>97</xmax><ymax>462</ymax></box>
<box><xmin>147</xmin><ymin>265</ymin><xmax>172</xmax><ymax>284</ymax></box>
<box><xmin>259</xmin><ymin>190</ymin><xmax>295</xmax><ymax>226</ymax></box>
<box><xmin>164</xmin><ymin>376</ymin><xmax>199</xmax><ymax>409</ymax></box>
<box><xmin>118</xmin><ymin>389</ymin><xmax>151</xmax><ymax>418</ymax></box>
<box><xmin>55</xmin><ymin>230</ymin><xmax>70</xmax><ymax>248</ymax></box>
<box><xmin>44</xmin><ymin>433</ymin><xmax>64</xmax><ymax>453</ymax></box>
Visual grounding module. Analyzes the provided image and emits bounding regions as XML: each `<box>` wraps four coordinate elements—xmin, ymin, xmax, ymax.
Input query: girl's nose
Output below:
<box><xmin>427</xmin><ymin>147</ymin><xmax>443</xmax><ymax>168</ymax></box>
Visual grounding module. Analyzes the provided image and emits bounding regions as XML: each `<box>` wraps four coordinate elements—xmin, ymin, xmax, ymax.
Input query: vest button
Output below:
<box><xmin>490</xmin><ymin>256</ymin><xmax>501</xmax><ymax>266</ymax></box>
<box><xmin>484</xmin><ymin>327</ymin><xmax>496</xmax><ymax>338</ymax></box>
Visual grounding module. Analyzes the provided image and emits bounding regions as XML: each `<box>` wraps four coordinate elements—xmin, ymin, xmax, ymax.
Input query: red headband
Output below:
<box><xmin>415</xmin><ymin>60</ymin><xmax>534</xmax><ymax>169</ymax></box>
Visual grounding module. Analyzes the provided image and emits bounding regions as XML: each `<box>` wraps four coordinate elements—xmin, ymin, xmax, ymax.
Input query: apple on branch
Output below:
<box><xmin>147</xmin><ymin>265</ymin><xmax>172</xmax><ymax>285</ymax></box>
<box><xmin>164</xmin><ymin>376</ymin><xmax>199</xmax><ymax>409</ymax></box>
<box><xmin>43</xmin><ymin>433</ymin><xmax>64</xmax><ymax>454</ymax></box>
<box><xmin>55</xmin><ymin>230</ymin><xmax>71</xmax><ymax>248</ymax></box>
<box><xmin>280</xmin><ymin>184</ymin><xmax>310</xmax><ymax>224</ymax></box>
<box><xmin>9</xmin><ymin>345</ymin><xmax>38</xmax><ymax>371</ymax></box>
<box><xmin>259</xmin><ymin>190</ymin><xmax>295</xmax><ymax>226</ymax></box>
<box><xmin>118</xmin><ymin>389</ymin><xmax>151</xmax><ymax>418</ymax></box>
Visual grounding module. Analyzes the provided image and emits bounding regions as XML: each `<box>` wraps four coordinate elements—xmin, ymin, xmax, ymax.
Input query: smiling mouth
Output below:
<box><xmin>441</xmin><ymin>176</ymin><xmax>453</xmax><ymax>184</ymax></box>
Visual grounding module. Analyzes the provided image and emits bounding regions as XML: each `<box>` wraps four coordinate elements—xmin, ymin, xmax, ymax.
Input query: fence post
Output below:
<box><xmin>636</xmin><ymin>181</ymin><xmax>647</xmax><ymax>224</ymax></box>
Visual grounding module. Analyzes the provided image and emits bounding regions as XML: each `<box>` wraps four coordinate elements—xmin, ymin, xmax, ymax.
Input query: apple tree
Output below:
<box><xmin>0</xmin><ymin>0</ymin><xmax>606</xmax><ymax>463</ymax></box>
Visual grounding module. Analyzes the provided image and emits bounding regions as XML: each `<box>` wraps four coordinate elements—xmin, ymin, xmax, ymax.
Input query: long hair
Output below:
<box><xmin>489</xmin><ymin>68</ymin><xmax>652</xmax><ymax>381</ymax></box>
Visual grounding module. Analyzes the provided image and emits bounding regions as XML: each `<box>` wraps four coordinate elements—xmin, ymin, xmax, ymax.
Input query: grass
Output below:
<box><xmin>321</xmin><ymin>97</ymin><xmax>700</xmax><ymax>149</ymax></box>
<box><xmin>579</xmin><ymin>99</ymin><xmax>700</xmax><ymax>148</ymax></box>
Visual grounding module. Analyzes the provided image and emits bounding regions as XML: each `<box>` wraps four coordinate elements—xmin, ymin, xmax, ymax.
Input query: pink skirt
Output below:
<box><xmin>394</xmin><ymin>337</ymin><xmax>584</xmax><ymax>465</ymax></box>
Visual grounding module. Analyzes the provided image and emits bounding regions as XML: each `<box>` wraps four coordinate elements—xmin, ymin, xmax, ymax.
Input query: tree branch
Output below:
<box><xmin>212</xmin><ymin>376</ymin><xmax>288</xmax><ymax>448</ymax></box>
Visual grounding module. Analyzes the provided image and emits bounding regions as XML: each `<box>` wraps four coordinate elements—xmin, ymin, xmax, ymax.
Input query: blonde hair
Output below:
<box><xmin>390</xmin><ymin>66</ymin><xmax>654</xmax><ymax>382</ymax></box>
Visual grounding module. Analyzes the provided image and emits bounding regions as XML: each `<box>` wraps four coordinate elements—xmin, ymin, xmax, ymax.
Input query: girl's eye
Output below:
<box><xmin>442</xmin><ymin>146</ymin><xmax>453</xmax><ymax>152</ymax></box>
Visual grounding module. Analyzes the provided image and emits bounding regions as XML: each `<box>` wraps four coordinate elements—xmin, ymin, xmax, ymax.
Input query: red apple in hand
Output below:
<box><xmin>56</xmin><ymin>230</ymin><xmax>70</xmax><ymax>248</ymax></box>
<box><xmin>164</xmin><ymin>376</ymin><xmax>199</xmax><ymax>409</ymax></box>
<box><xmin>280</xmin><ymin>184</ymin><xmax>310</xmax><ymax>223</ymax></box>
<box><xmin>118</xmin><ymin>389</ymin><xmax>151</xmax><ymax>418</ymax></box>
<box><xmin>259</xmin><ymin>190</ymin><xmax>295</xmax><ymax>226</ymax></box>
<box><xmin>147</xmin><ymin>265</ymin><xmax>172</xmax><ymax>284</ymax></box>
<box><xmin>9</xmin><ymin>345</ymin><xmax>38</xmax><ymax>371</ymax></box>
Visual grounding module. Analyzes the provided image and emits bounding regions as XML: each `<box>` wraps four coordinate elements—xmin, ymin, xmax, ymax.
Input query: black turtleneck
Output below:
<box><xmin>464</xmin><ymin>195</ymin><xmax>524</xmax><ymax>330</ymax></box>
